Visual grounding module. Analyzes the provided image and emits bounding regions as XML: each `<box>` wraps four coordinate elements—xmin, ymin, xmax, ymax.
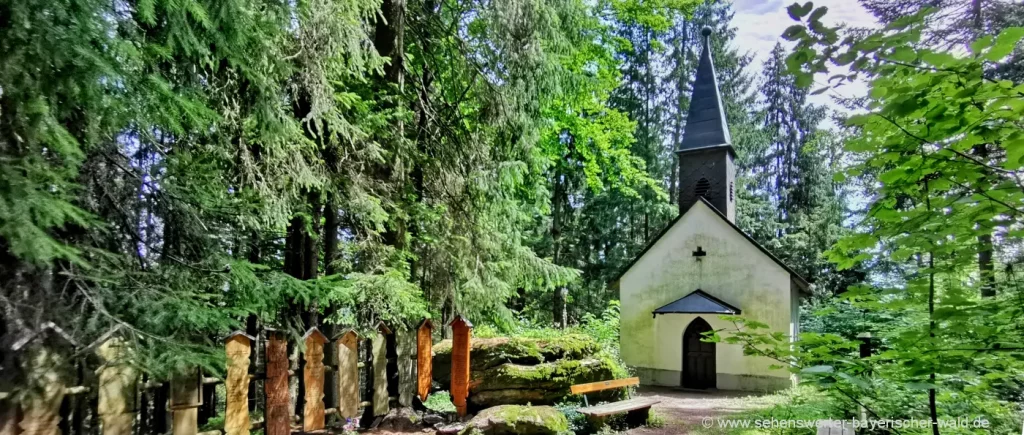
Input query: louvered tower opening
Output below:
<box><xmin>695</xmin><ymin>178</ymin><xmax>711</xmax><ymax>198</ymax></box>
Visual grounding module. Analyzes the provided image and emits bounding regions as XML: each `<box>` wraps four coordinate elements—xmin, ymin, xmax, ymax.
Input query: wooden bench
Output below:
<box><xmin>569</xmin><ymin>377</ymin><xmax>660</xmax><ymax>429</ymax></box>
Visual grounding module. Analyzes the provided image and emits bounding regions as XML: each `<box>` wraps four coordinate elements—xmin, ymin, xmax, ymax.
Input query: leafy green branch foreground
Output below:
<box><xmin>710</xmin><ymin>3</ymin><xmax>1024</xmax><ymax>433</ymax></box>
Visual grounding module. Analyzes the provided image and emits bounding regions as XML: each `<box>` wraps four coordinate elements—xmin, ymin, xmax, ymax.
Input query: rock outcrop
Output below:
<box><xmin>433</xmin><ymin>335</ymin><xmax>627</xmax><ymax>408</ymax></box>
<box><xmin>460</xmin><ymin>405</ymin><xmax>569</xmax><ymax>435</ymax></box>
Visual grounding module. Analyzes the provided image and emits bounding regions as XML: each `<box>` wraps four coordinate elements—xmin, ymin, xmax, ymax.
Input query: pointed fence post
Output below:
<box><xmin>19</xmin><ymin>348</ymin><xmax>67</xmax><ymax>435</ymax></box>
<box><xmin>415</xmin><ymin>319</ymin><xmax>433</xmax><ymax>403</ymax></box>
<box><xmin>332</xmin><ymin>330</ymin><xmax>359</xmax><ymax>419</ymax></box>
<box><xmin>449</xmin><ymin>315</ymin><xmax>472</xmax><ymax>417</ymax></box>
<box><xmin>0</xmin><ymin>400</ymin><xmax>17</xmax><ymax>435</ymax></box>
<box><xmin>224</xmin><ymin>332</ymin><xmax>254</xmax><ymax>435</ymax></box>
<box><xmin>170</xmin><ymin>369</ymin><xmax>202</xmax><ymax>435</ymax></box>
<box><xmin>96</xmin><ymin>336</ymin><xmax>138</xmax><ymax>435</ymax></box>
<box><xmin>14</xmin><ymin>324</ymin><xmax>78</xmax><ymax>435</ymax></box>
<box><xmin>397</xmin><ymin>326</ymin><xmax>416</xmax><ymax>407</ymax></box>
<box><xmin>264</xmin><ymin>330</ymin><xmax>290</xmax><ymax>435</ymax></box>
<box><xmin>302</xmin><ymin>328</ymin><xmax>327</xmax><ymax>432</ymax></box>
<box><xmin>371</xmin><ymin>323</ymin><xmax>391</xmax><ymax>417</ymax></box>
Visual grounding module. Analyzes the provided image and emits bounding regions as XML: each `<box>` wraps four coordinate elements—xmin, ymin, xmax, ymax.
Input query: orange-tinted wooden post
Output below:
<box><xmin>264</xmin><ymin>330</ymin><xmax>289</xmax><ymax>435</ymax></box>
<box><xmin>333</xmin><ymin>330</ymin><xmax>359</xmax><ymax>419</ymax></box>
<box><xmin>448</xmin><ymin>315</ymin><xmax>472</xmax><ymax>417</ymax></box>
<box><xmin>416</xmin><ymin>319</ymin><xmax>433</xmax><ymax>402</ymax></box>
<box><xmin>224</xmin><ymin>332</ymin><xmax>253</xmax><ymax>435</ymax></box>
<box><xmin>302</xmin><ymin>328</ymin><xmax>327</xmax><ymax>432</ymax></box>
<box><xmin>371</xmin><ymin>323</ymin><xmax>391</xmax><ymax>417</ymax></box>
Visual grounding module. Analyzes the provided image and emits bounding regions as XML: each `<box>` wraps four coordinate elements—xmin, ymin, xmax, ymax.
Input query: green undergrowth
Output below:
<box><xmin>476</xmin><ymin>301</ymin><xmax>630</xmax><ymax>377</ymax></box>
<box><xmin>476</xmin><ymin>302</ymin><xmax>622</xmax><ymax>355</ymax></box>
<box><xmin>424</xmin><ymin>390</ymin><xmax>458</xmax><ymax>414</ymax></box>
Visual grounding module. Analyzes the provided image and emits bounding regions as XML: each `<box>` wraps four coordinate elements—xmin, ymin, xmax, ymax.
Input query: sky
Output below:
<box><xmin>730</xmin><ymin>0</ymin><xmax>879</xmax><ymax>109</ymax></box>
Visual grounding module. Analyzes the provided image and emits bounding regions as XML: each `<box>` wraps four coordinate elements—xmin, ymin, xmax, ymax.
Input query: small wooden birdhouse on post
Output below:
<box><xmin>223</xmin><ymin>331</ymin><xmax>254</xmax><ymax>435</ymax></box>
<box><xmin>332</xmin><ymin>329</ymin><xmax>360</xmax><ymax>419</ymax></box>
<box><xmin>302</xmin><ymin>328</ymin><xmax>328</xmax><ymax>432</ymax></box>
<box><xmin>416</xmin><ymin>319</ymin><xmax>433</xmax><ymax>403</ymax></box>
<box><xmin>448</xmin><ymin>315</ymin><xmax>473</xmax><ymax>417</ymax></box>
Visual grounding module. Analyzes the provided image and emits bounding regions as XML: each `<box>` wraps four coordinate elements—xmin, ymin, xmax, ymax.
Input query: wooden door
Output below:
<box><xmin>682</xmin><ymin>317</ymin><xmax>715</xmax><ymax>389</ymax></box>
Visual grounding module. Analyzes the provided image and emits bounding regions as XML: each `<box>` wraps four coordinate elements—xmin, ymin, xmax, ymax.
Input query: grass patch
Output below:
<box><xmin>646</xmin><ymin>410</ymin><xmax>666</xmax><ymax>428</ymax></box>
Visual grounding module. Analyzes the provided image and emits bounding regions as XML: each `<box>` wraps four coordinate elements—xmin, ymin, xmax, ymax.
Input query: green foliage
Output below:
<box><xmin>645</xmin><ymin>410</ymin><xmax>666</xmax><ymax>428</ymax></box>
<box><xmin>0</xmin><ymin>0</ymin><xmax>674</xmax><ymax>385</ymax></box>
<box><xmin>555</xmin><ymin>401</ymin><xmax>588</xmax><ymax>433</ymax></box>
<box><xmin>710</xmin><ymin>10</ymin><xmax>1024</xmax><ymax>433</ymax></box>
<box><xmin>479</xmin><ymin>301</ymin><xmax>626</xmax><ymax>366</ymax></box>
<box><xmin>423</xmin><ymin>391</ymin><xmax>457</xmax><ymax>414</ymax></box>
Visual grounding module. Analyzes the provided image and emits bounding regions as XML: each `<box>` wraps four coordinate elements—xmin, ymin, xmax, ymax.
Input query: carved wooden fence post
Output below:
<box><xmin>264</xmin><ymin>330</ymin><xmax>290</xmax><ymax>435</ymax></box>
<box><xmin>19</xmin><ymin>348</ymin><xmax>67</xmax><ymax>435</ymax></box>
<box><xmin>416</xmin><ymin>319</ymin><xmax>433</xmax><ymax>402</ymax></box>
<box><xmin>449</xmin><ymin>315</ymin><xmax>472</xmax><ymax>417</ymax></box>
<box><xmin>170</xmin><ymin>369</ymin><xmax>202</xmax><ymax>435</ymax></box>
<box><xmin>0</xmin><ymin>400</ymin><xmax>16</xmax><ymax>435</ymax></box>
<box><xmin>14</xmin><ymin>325</ymin><xmax>77</xmax><ymax>435</ymax></box>
<box><xmin>371</xmin><ymin>323</ymin><xmax>391</xmax><ymax>417</ymax></box>
<box><xmin>96</xmin><ymin>337</ymin><xmax>138</xmax><ymax>435</ymax></box>
<box><xmin>333</xmin><ymin>330</ymin><xmax>359</xmax><ymax>419</ymax></box>
<box><xmin>397</xmin><ymin>326</ymin><xmax>416</xmax><ymax>408</ymax></box>
<box><xmin>302</xmin><ymin>328</ymin><xmax>327</xmax><ymax>432</ymax></box>
<box><xmin>224</xmin><ymin>332</ymin><xmax>253</xmax><ymax>435</ymax></box>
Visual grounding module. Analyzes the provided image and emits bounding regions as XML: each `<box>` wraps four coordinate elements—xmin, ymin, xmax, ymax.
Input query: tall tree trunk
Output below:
<box><xmin>552</xmin><ymin>170</ymin><xmax>567</xmax><ymax>329</ymax></box>
<box><xmin>974</xmin><ymin>144</ymin><xmax>996</xmax><ymax>297</ymax></box>
<box><xmin>375</xmin><ymin>0</ymin><xmax>406</xmax><ymax>87</ymax></box>
<box><xmin>409</xmin><ymin>0</ymin><xmax>435</xmax><ymax>285</ymax></box>
<box><xmin>323</xmin><ymin>198</ymin><xmax>339</xmax><ymax>276</ymax></box>
<box><xmin>375</xmin><ymin>0</ymin><xmax>409</xmax><ymax>264</ymax></box>
<box><xmin>925</xmin><ymin>180</ymin><xmax>940</xmax><ymax>435</ymax></box>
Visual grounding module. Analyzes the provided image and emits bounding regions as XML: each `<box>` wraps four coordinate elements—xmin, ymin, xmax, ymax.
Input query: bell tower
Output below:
<box><xmin>677</xmin><ymin>27</ymin><xmax>736</xmax><ymax>222</ymax></box>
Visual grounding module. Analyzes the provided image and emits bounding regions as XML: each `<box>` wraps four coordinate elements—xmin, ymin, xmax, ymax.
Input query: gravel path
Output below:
<box><xmin>624</xmin><ymin>386</ymin><xmax>778</xmax><ymax>434</ymax></box>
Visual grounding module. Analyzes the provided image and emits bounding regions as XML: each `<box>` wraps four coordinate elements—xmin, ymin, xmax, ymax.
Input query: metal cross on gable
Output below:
<box><xmin>692</xmin><ymin>246</ymin><xmax>707</xmax><ymax>257</ymax></box>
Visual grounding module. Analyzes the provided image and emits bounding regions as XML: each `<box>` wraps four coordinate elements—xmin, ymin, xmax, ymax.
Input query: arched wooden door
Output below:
<box><xmin>682</xmin><ymin>317</ymin><xmax>716</xmax><ymax>389</ymax></box>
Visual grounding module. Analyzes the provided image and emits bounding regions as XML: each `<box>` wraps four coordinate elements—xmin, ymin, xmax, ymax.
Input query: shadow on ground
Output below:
<box><xmin>625</xmin><ymin>386</ymin><xmax>777</xmax><ymax>434</ymax></box>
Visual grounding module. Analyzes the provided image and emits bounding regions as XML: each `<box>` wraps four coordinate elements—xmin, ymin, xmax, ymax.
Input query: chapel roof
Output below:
<box><xmin>678</xmin><ymin>27</ymin><xmax>734</xmax><ymax>155</ymax></box>
<box><xmin>652</xmin><ymin>289</ymin><xmax>741</xmax><ymax>317</ymax></box>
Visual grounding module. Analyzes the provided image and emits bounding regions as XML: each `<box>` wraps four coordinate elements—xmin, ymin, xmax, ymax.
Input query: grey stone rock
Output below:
<box><xmin>461</xmin><ymin>405</ymin><xmax>569</xmax><ymax>435</ymax></box>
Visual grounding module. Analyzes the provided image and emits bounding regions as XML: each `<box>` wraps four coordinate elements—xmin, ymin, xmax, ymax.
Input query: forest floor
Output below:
<box><xmin>362</xmin><ymin>386</ymin><xmax>781</xmax><ymax>435</ymax></box>
<box><xmin>625</xmin><ymin>386</ymin><xmax>781</xmax><ymax>434</ymax></box>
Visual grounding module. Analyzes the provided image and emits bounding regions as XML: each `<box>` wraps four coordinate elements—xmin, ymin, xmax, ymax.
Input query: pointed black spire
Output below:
<box><xmin>678</xmin><ymin>27</ymin><xmax>733</xmax><ymax>154</ymax></box>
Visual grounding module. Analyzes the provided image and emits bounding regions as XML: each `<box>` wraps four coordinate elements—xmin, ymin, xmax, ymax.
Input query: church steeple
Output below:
<box><xmin>677</xmin><ymin>27</ymin><xmax>736</xmax><ymax>222</ymax></box>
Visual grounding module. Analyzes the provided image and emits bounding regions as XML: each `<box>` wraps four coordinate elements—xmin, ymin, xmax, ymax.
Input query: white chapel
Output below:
<box><xmin>616</xmin><ymin>27</ymin><xmax>810</xmax><ymax>391</ymax></box>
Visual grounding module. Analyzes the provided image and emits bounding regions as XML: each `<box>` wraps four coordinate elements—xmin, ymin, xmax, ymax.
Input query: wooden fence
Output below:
<box><xmin>0</xmin><ymin>318</ymin><xmax>474</xmax><ymax>435</ymax></box>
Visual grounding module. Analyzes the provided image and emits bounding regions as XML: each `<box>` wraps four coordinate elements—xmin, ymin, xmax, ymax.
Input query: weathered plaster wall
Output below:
<box><xmin>619</xmin><ymin>201</ymin><xmax>794</xmax><ymax>390</ymax></box>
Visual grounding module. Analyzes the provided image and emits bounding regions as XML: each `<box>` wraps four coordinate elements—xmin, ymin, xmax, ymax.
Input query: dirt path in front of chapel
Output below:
<box><xmin>624</xmin><ymin>386</ymin><xmax>779</xmax><ymax>434</ymax></box>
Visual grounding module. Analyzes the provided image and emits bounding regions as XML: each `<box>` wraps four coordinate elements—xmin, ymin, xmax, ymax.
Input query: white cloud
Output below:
<box><xmin>730</xmin><ymin>0</ymin><xmax>878</xmax><ymax>110</ymax></box>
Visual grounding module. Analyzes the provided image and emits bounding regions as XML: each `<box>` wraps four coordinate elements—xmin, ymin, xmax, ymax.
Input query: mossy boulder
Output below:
<box><xmin>433</xmin><ymin>335</ymin><xmax>601</xmax><ymax>383</ymax></box>
<box><xmin>433</xmin><ymin>335</ymin><xmax>627</xmax><ymax>408</ymax></box>
<box><xmin>461</xmin><ymin>405</ymin><xmax>569</xmax><ymax>435</ymax></box>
